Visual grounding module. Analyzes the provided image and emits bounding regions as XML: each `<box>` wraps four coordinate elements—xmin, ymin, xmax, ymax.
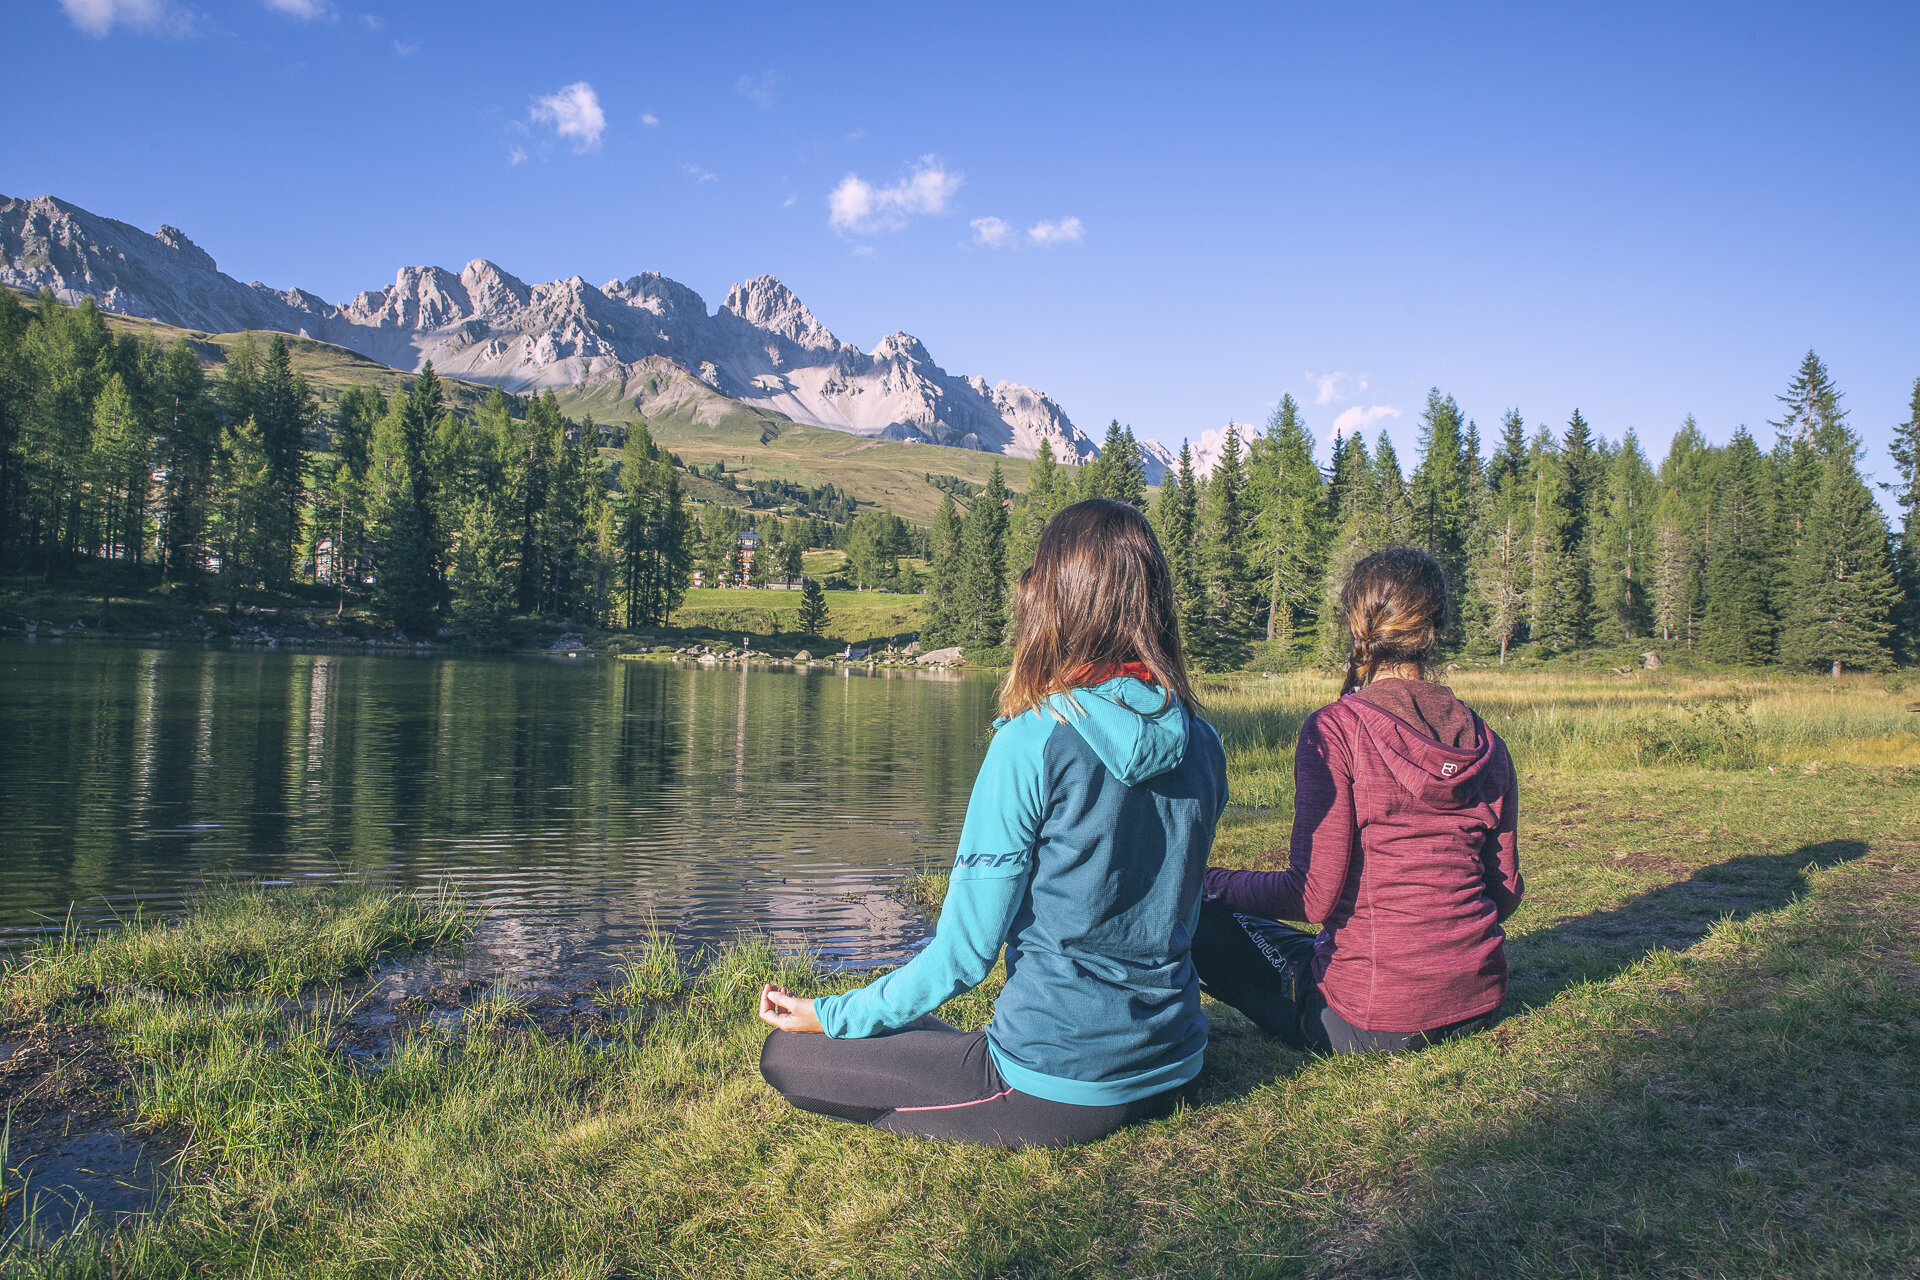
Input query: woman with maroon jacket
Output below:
<box><xmin>1193</xmin><ymin>548</ymin><xmax>1523</xmax><ymax>1054</ymax></box>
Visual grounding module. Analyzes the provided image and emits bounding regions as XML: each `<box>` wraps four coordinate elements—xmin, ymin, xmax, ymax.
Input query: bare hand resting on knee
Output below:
<box><xmin>759</xmin><ymin>985</ymin><xmax>823</xmax><ymax>1033</ymax></box>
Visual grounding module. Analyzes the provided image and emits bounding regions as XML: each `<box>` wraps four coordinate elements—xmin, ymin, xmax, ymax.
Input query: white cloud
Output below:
<box><xmin>970</xmin><ymin>216</ymin><xmax>1015</xmax><ymax>247</ymax></box>
<box><xmin>972</xmin><ymin>214</ymin><xmax>1087</xmax><ymax>249</ymax></box>
<box><xmin>828</xmin><ymin>156</ymin><xmax>961</xmax><ymax>234</ymax></box>
<box><xmin>60</xmin><ymin>0</ymin><xmax>193</xmax><ymax>36</ymax></box>
<box><xmin>1330</xmin><ymin>404</ymin><xmax>1402</xmax><ymax>441</ymax></box>
<box><xmin>530</xmin><ymin>81</ymin><xmax>606</xmax><ymax>152</ymax></box>
<box><xmin>360</xmin><ymin>12</ymin><xmax>381</xmax><ymax>28</ymax></box>
<box><xmin>1309</xmin><ymin>371</ymin><xmax>1370</xmax><ymax>405</ymax></box>
<box><xmin>640</xmin><ymin>112</ymin><xmax>659</xmax><ymax>127</ymax></box>
<box><xmin>264</xmin><ymin>0</ymin><xmax>330</xmax><ymax>19</ymax></box>
<box><xmin>781</xmin><ymin>191</ymin><xmax>798</xmax><ymax>208</ymax></box>
<box><xmin>735</xmin><ymin>70</ymin><xmax>783</xmax><ymax>108</ymax></box>
<box><xmin>1027</xmin><ymin>216</ymin><xmax>1084</xmax><ymax>246</ymax></box>
<box><xmin>507</xmin><ymin>146</ymin><xmax>527</xmax><ymax>166</ymax></box>
<box><xmin>684</xmin><ymin>164</ymin><xmax>718</xmax><ymax>184</ymax></box>
<box><xmin>391</xmin><ymin>38</ymin><xmax>417</xmax><ymax>56</ymax></box>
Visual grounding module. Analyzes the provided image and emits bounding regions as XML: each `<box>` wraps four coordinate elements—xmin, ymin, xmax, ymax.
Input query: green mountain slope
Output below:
<box><xmin>36</xmin><ymin>294</ymin><xmax>1031</xmax><ymax>523</ymax></box>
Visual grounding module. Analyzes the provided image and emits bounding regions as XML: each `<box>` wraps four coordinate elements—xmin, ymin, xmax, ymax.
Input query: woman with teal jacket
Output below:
<box><xmin>758</xmin><ymin>498</ymin><xmax>1228</xmax><ymax>1148</ymax></box>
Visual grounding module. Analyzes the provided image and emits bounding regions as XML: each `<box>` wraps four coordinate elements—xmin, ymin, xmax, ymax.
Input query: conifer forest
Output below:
<box><xmin>4</xmin><ymin>289</ymin><xmax>1917</xmax><ymax>673</ymax></box>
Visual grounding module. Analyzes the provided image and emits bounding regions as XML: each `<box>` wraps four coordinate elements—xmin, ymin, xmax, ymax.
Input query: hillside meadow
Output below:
<box><xmin>2</xmin><ymin>667</ymin><xmax>1916</xmax><ymax>1278</ymax></box>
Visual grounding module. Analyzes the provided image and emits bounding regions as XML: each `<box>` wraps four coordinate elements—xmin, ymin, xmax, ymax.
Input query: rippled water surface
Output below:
<box><xmin>0</xmin><ymin>644</ymin><xmax>998</xmax><ymax>970</ymax></box>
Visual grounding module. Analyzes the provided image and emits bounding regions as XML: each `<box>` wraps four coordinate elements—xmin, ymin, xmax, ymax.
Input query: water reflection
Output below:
<box><xmin>0</xmin><ymin>646</ymin><xmax>996</xmax><ymax>968</ymax></box>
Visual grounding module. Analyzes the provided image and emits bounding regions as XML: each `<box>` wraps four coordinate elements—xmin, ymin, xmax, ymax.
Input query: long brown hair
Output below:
<box><xmin>1337</xmin><ymin>548</ymin><xmax>1448</xmax><ymax>697</ymax></box>
<box><xmin>999</xmin><ymin>498</ymin><xmax>1199</xmax><ymax>720</ymax></box>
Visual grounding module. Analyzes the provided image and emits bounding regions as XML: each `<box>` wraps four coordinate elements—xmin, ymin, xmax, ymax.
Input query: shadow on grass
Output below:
<box><xmin>1343</xmin><ymin>851</ymin><xmax>1919</xmax><ymax>1278</ymax></box>
<box><xmin>1505</xmin><ymin>837</ymin><xmax>1869</xmax><ymax>1010</ymax></box>
<box><xmin>1196</xmin><ymin>839</ymin><xmax>1872</xmax><ymax>1108</ymax></box>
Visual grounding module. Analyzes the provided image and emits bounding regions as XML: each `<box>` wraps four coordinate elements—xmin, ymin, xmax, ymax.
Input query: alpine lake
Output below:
<box><xmin>0</xmin><ymin>642</ymin><xmax>996</xmax><ymax>981</ymax></box>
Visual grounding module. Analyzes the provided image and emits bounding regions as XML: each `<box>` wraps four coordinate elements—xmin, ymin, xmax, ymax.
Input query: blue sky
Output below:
<box><xmin>14</xmin><ymin>1</ymin><xmax>1920</xmax><ymax>499</ymax></box>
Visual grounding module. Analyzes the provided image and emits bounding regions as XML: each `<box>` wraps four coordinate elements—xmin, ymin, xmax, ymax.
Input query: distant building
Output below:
<box><xmin>691</xmin><ymin>526</ymin><xmax>763</xmax><ymax>589</ymax></box>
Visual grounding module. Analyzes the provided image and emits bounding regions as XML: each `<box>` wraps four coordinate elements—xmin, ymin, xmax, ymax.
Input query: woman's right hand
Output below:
<box><xmin>759</xmin><ymin>984</ymin><xmax>824</xmax><ymax>1034</ymax></box>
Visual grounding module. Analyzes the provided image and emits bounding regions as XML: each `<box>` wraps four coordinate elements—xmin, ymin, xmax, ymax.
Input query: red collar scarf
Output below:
<box><xmin>1065</xmin><ymin>661</ymin><xmax>1159</xmax><ymax>688</ymax></box>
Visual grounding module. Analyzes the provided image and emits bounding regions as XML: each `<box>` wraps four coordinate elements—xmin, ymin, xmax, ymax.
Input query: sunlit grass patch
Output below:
<box><xmin>1</xmin><ymin>884</ymin><xmax>478</xmax><ymax>1017</ymax></box>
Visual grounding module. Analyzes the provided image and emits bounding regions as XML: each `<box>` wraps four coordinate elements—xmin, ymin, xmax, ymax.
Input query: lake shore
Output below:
<box><xmin>3</xmin><ymin>672</ymin><xmax>1917</xmax><ymax>1277</ymax></box>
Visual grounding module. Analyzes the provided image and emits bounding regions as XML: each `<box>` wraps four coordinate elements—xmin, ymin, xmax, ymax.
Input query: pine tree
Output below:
<box><xmin>1078</xmin><ymin>421</ymin><xmax>1147</xmax><ymax>507</ymax></box>
<box><xmin>1699</xmin><ymin>427</ymin><xmax>1774</xmax><ymax>663</ymax></box>
<box><xmin>1372</xmin><ymin>430</ymin><xmax>1410</xmax><ymax>543</ymax></box>
<box><xmin>1531</xmin><ymin>411</ymin><xmax>1600</xmax><ymax>651</ymax></box>
<box><xmin>1197</xmin><ymin>425</ymin><xmax>1257</xmax><ymax>669</ymax></box>
<box><xmin>847</xmin><ymin>510</ymin><xmax>908</xmax><ymax>590</ymax></box>
<box><xmin>368</xmin><ymin>399</ymin><xmax>438</xmax><ymax>635</ymax></box>
<box><xmin>87</xmin><ymin>372</ymin><xmax>149</xmax><ymax>567</ymax></box>
<box><xmin>253</xmin><ymin>334</ymin><xmax>314</xmax><ymax>583</ymax></box>
<box><xmin>1319</xmin><ymin>431</ymin><xmax>1379</xmax><ymax>665</ymax></box>
<box><xmin>924</xmin><ymin>491</ymin><xmax>964</xmax><ymax>646</ymax></box>
<box><xmin>210</xmin><ymin>415</ymin><xmax>279</xmax><ymax>608</ymax></box>
<box><xmin>154</xmin><ymin>339</ymin><xmax>214</xmax><ymax>581</ymax></box>
<box><xmin>1650</xmin><ymin>417</ymin><xmax>1713</xmax><ymax>647</ymax></box>
<box><xmin>449</xmin><ymin>495</ymin><xmax>517</xmax><ymax>637</ymax></box>
<box><xmin>1006</xmin><ymin>437</ymin><xmax>1064</xmax><ymax>587</ymax></box>
<box><xmin>616</xmin><ymin>420</ymin><xmax>693</xmax><ymax>628</ymax></box>
<box><xmin>1467</xmin><ymin>410</ymin><xmax>1532</xmax><ymax>661</ymax></box>
<box><xmin>1777</xmin><ymin>454</ymin><xmax>1900</xmax><ymax>675</ymax></box>
<box><xmin>956</xmin><ymin>463</ymin><xmax>1010</xmax><ymax>651</ymax></box>
<box><xmin>1248</xmin><ymin>395</ymin><xmax>1325</xmax><ymax>653</ymax></box>
<box><xmin>513</xmin><ymin>394</ymin><xmax>558</xmax><ymax>610</ymax></box>
<box><xmin>797</xmin><ymin>576</ymin><xmax>830</xmax><ymax>638</ymax></box>
<box><xmin>1591</xmin><ymin>430</ymin><xmax>1655</xmax><ymax>642</ymax></box>
<box><xmin>1153</xmin><ymin>441</ymin><xmax>1207</xmax><ymax>658</ymax></box>
<box><xmin>1772</xmin><ymin>349</ymin><xmax>1852</xmax><ymax>460</ymax></box>
<box><xmin>1408</xmin><ymin>389</ymin><xmax>1476</xmax><ymax>638</ymax></box>
<box><xmin>1886</xmin><ymin>378</ymin><xmax>1920</xmax><ymax>661</ymax></box>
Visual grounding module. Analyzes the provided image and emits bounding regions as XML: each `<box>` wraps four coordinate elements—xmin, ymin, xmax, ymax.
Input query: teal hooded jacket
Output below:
<box><xmin>814</xmin><ymin>676</ymin><xmax>1228</xmax><ymax>1106</ymax></box>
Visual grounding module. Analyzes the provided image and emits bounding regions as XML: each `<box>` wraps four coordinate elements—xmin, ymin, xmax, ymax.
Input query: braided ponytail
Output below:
<box><xmin>1334</xmin><ymin>549</ymin><xmax>1448</xmax><ymax>696</ymax></box>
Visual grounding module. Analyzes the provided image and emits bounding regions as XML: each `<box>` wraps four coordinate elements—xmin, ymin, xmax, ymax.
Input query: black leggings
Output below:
<box><xmin>759</xmin><ymin>1018</ymin><xmax>1181</xmax><ymax>1149</ymax></box>
<box><xmin>1191</xmin><ymin>902</ymin><xmax>1497</xmax><ymax>1053</ymax></box>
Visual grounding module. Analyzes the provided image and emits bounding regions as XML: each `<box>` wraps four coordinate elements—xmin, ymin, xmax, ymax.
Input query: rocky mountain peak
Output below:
<box><xmin>722</xmin><ymin>275</ymin><xmax>839</xmax><ymax>351</ymax></box>
<box><xmin>153</xmin><ymin>224</ymin><xmax>218</xmax><ymax>272</ymax></box>
<box><xmin>460</xmin><ymin>259</ymin><xmax>530</xmax><ymax>319</ymax></box>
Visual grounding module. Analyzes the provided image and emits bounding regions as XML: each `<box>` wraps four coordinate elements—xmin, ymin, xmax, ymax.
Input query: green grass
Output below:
<box><xmin>666</xmin><ymin>586</ymin><xmax>924</xmax><ymax>647</ymax></box>
<box><xmin>3</xmin><ymin>672</ymin><xmax>1917</xmax><ymax>1278</ymax></box>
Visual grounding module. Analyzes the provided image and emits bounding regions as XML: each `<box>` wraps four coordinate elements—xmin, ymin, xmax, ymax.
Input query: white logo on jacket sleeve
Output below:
<box><xmin>1440</xmin><ymin>762</ymin><xmax>1458</xmax><ymax>777</ymax></box>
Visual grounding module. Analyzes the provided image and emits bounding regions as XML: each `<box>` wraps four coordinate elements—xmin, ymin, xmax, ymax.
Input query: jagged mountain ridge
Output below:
<box><xmin>0</xmin><ymin>192</ymin><xmax>1164</xmax><ymax>473</ymax></box>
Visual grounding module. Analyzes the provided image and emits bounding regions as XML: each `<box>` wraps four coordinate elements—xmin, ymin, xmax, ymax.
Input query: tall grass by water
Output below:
<box><xmin>1205</xmin><ymin>667</ymin><xmax>1919</xmax><ymax>807</ymax></box>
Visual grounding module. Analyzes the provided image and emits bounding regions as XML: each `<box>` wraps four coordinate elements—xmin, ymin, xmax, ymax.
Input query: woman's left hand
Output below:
<box><xmin>758</xmin><ymin>984</ymin><xmax>824</xmax><ymax>1033</ymax></box>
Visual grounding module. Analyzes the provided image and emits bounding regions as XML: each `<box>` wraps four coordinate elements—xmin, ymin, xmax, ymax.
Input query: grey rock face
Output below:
<box><xmin>0</xmin><ymin>192</ymin><xmax>1122</xmax><ymax>470</ymax></box>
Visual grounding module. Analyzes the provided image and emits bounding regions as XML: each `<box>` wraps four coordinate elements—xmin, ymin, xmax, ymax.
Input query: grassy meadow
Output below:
<box><xmin>2</xmin><ymin>668</ymin><xmax>1916</xmax><ymax>1278</ymax></box>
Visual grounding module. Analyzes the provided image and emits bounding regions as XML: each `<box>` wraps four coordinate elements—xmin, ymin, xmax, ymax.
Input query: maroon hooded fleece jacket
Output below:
<box><xmin>1204</xmin><ymin>683</ymin><xmax>1523</xmax><ymax>1033</ymax></box>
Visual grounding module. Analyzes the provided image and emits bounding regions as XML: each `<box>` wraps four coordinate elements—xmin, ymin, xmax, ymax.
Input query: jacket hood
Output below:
<box><xmin>1026</xmin><ymin>677</ymin><xmax>1190</xmax><ymax>786</ymax></box>
<box><xmin>1342</xmin><ymin>693</ymin><xmax>1498</xmax><ymax>809</ymax></box>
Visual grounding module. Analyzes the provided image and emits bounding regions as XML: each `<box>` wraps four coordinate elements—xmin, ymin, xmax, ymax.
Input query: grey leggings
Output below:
<box><xmin>1190</xmin><ymin>902</ymin><xmax>1498</xmax><ymax>1053</ymax></box>
<box><xmin>759</xmin><ymin>1019</ymin><xmax>1181</xmax><ymax>1149</ymax></box>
